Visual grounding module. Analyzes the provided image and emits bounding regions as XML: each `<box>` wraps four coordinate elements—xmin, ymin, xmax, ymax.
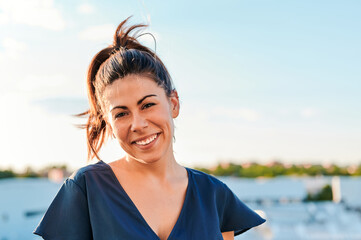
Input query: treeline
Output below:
<box><xmin>2</xmin><ymin>162</ymin><xmax>361</xmax><ymax>179</ymax></box>
<box><xmin>0</xmin><ymin>165</ymin><xmax>69</xmax><ymax>179</ymax></box>
<box><xmin>195</xmin><ymin>162</ymin><xmax>361</xmax><ymax>178</ymax></box>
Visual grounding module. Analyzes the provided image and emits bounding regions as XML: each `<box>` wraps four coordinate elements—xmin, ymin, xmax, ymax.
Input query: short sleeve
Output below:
<box><xmin>220</xmin><ymin>183</ymin><xmax>265</xmax><ymax>236</ymax></box>
<box><xmin>33</xmin><ymin>178</ymin><xmax>92</xmax><ymax>240</ymax></box>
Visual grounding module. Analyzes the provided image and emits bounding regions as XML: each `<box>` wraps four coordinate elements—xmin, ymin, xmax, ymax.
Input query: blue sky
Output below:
<box><xmin>0</xmin><ymin>0</ymin><xmax>360</xmax><ymax>171</ymax></box>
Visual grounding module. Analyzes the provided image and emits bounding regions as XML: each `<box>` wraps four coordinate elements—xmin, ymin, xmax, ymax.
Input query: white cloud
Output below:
<box><xmin>175</xmin><ymin>103</ymin><xmax>361</xmax><ymax>167</ymax></box>
<box><xmin>77</xmin><ymin>3</ymin><xmax>95</xmax><ymax>14</ymax></box>
<box><xmin>212</xmin><ymin>107</ymin><xmax>261</xmax><ymax>122</ymax></box>
<box><xmin>0</xmin><ymin>37</ymin><xmax>27</xmax><ymax>59</ymax></box>
<box><xmin>77</xmin><ymin>23</ymin><xmax>159</xmax><ymax>50</ymax></box>
<box><xmin>15</xmin><ymin>74</ymin><xmax>70</xmax><ymax>99</ymax></box>
<box><xmin>78</xmin><ymin>24</ymin><xmax>115</xmax><ymax>42</ymax></box>
<box><xmin>0</xmin><ymin>0</ymin><xmax>65</xmax><ymax>30</ymax></box>
<box><xmin>0</xmin><ymin>12</ymin><xmax>9</xmax><ymax>24</ymax></box>
<box><xmin>300</xmin><ymin>107</ymin><xmax>318</xmax><ymax>118</ymax></box>
<box><xmin>0</xmin><ymin>93</ymin><xmax>87</xmax><ymax>172</ymax></box>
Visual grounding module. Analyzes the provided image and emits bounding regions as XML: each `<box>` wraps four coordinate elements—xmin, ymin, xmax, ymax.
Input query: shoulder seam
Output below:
<box><xmin>68</xmin><ymin>178</ymin><xmax>87</xmax><ymax>196</ymax></box>
<box><xmin>189</xmin><ymin>168</ymin><xmax>226</xmax><ymax>184</ymax></box>
<box><xmin>80</xmin><ymin>167</ymin><xmax>110</xmax><ymax>174</ymax></box>
<box><xmin>69</xmin><ymin>163</ymin><xmax>110</xmax><ymax>195</ymax></box>
<box><xmin>70</xmin><ymin>163</ymin><xmax>109</xmax><ymax>180</ymax></box>
<box><xmin>74</xmin><ymin>162</ymin><xmax>110</xmax><ymax>175</ymax></box>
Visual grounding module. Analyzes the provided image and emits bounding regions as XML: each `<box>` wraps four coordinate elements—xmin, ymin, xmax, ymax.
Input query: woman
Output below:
<box><xmin>34</xmin><ymin>18</ymin><xmax>265</xmax><ymax>240</ymax></box>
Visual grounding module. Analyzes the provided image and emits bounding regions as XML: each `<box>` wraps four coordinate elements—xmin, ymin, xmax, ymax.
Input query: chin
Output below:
<box><xmin>125</xmin><ymin>142</ymin><xmax>173</xmax><ymax>165</ymax></box>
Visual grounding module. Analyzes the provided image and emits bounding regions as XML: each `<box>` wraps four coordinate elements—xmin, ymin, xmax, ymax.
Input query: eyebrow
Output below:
<box><xmin>110</xmin><ymin>94</ymin><xmax>157</xmax><ymax>112</ymax></box>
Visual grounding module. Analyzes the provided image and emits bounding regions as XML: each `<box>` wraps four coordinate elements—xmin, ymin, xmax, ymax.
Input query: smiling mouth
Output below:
<box><xmin>133</xmin><ymin>133</ymin><xmax>159</xmax><ymax>146</ymax></box>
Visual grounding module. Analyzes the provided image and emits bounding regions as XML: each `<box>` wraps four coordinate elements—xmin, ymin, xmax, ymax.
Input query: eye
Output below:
<box><xmin>142</xmin><ymin>103</ymin><xmax>155</xmax><ymax>109</ymax></box>
<box><xmin>115</xmin><ymin>112</ymin><xmax>128</xmax><ymax>119</ymax></box>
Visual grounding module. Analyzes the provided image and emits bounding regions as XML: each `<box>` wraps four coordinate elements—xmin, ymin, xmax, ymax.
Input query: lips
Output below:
<box><xmin>132</xmin><ymin>133</ymin><xmax>160</xmax><ymax>146</ymax></box>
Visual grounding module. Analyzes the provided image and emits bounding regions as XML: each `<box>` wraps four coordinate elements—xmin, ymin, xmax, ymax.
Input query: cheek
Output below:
<box><xmin>112</xmin><ymin>121</ymin><xmax>128</xmax><ymax>141</ymax></box>
<box><xmin>154</xmin><ymin>108</ymin><xmax>173</xmax><ymax>125</ymax></box>
<box><xmin>159</xmin><ymin>113</ymin><xmax>175</xmax><ymax>135</ymax></box>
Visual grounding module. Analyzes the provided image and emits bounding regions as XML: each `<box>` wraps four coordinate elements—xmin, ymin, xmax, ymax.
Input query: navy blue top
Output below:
<box><xmin>34</xmin><ymin>160</ymin><xmax>265</xmax><ymax>239</ymax></box>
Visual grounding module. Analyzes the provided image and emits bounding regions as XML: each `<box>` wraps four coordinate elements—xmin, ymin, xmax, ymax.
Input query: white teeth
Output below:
<box><xmin>135</xmin><ymin>134</ymin><xmax>158</xmax><ymax>146</ymax></box>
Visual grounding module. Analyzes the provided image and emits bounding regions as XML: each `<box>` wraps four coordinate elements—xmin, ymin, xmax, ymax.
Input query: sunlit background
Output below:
<box><xmin>1</xmin><ymin>1</ymin><xmax>361</xmax><ymax>239</ymax></box>
<box><xmin>1</xmin><ymin>0</ymin><xmax>360</xmax><ymax>171</ymax></box>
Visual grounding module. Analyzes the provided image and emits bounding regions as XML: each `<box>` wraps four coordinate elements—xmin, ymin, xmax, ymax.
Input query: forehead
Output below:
<box><xmin>102</xmin><ymin>74</ymin><xmax>165</xmax><ymax>109</ymax></box>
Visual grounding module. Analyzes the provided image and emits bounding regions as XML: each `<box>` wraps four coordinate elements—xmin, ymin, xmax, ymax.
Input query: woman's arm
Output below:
<box><xmin>221</xmin><ymin>231</ymin><xmax>234</xmax><ymax>240</ymax></box>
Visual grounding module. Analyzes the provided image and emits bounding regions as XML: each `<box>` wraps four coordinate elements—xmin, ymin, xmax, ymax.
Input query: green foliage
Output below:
<box><xmin>305</xmin><ymin>184</ymin><xmax>333</xmax><ymax>201</ymax></box>
<box><xmin>0</xmin><ymin>164</ymin><xmax>69</xmax><ymax>179</ymax></box>
<box><xmin>195</xmin><ymin>161</ymin><xmax>361</xmax><ymax>178</ymax></box>
<box><xmin>1</xmin><ymin>161</ymin><xmax>361</xmax><ymax>179</ymax></box>
<box><xmin>19</xmin><ymin>167</ymin><xmax>41</xmax><ymax>178</ymax></box>
<box><xmin>214</xmin><ymin>164</ymin><xmax>242</xmax><ymax>177</ymax></box>
<box><xmin>0</xmin><ymin>170</ymin><xmax>16</xmax><ymax>179</ymax></box>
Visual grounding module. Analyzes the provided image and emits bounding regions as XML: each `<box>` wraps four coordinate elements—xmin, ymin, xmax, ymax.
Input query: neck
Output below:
<box><xmin>120</xmin><ymin>147</ymin><xmax>182</xmax><ymax>181</ymax></box>
<box><xmin>127</xmin><ymin>156</ymin><xmax>179</xmax><ymax>178</ymax></box>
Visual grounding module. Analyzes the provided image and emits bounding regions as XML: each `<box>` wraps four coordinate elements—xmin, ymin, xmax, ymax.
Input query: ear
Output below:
<box><xmin>169</xmin><ymin>90</ymin><xmax>180</xmax><ymax>118</ymax></box>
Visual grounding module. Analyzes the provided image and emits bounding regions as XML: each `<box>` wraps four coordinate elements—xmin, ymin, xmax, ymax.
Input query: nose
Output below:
<box><xmin>130</xmin><ymin>112</ymin><xmax>148</xmax><ymax>132</ymax></box>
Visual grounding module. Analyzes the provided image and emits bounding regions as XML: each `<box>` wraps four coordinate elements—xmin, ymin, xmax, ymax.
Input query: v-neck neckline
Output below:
<box><xmin>100</xmin><ymin>160</ymin><xmax>191</xmax><ymax>240</ymax></box>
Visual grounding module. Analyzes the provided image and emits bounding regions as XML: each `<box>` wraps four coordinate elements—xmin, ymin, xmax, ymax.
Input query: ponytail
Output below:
<box><xmin>78</xmin><ymin>47</ymin><xmax>113</xmax><ymax>161</ymax></box>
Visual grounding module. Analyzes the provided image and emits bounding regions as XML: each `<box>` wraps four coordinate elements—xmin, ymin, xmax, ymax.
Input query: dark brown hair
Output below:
<box><xmin>79</xmin><ymin>17</ymin><xmax>175</xmax><ymax>161</ymax></box>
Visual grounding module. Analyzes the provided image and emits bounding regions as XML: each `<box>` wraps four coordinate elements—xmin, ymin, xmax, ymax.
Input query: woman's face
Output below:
<box><xmin>103</xmin><ymin>74</ymin><xmax>179</xmax><ymax>164</ymax></box>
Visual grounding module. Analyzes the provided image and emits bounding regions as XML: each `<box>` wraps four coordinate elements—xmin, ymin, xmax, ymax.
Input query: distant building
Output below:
<box><xmin>47</xmin><ymin>168</ymin><xmax>65</xmax><ymax>183</ymax></box>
